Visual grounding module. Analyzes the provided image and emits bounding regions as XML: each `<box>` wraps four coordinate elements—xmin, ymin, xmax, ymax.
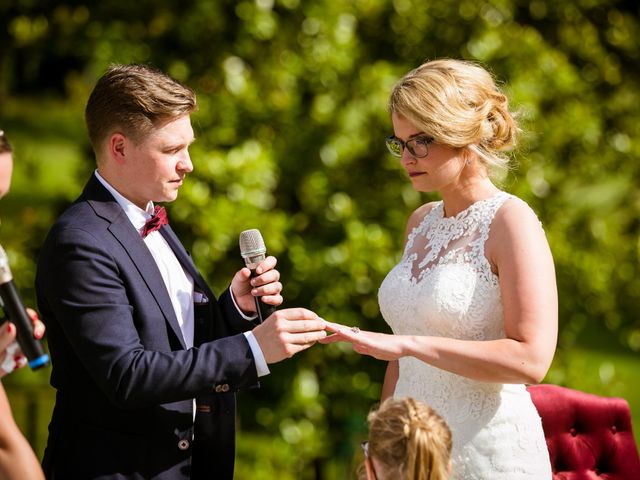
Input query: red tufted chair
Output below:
<box><xmin>527</xmin><ymin>384</ymin><xmax>640</xmax><ymax>479</ymax></box>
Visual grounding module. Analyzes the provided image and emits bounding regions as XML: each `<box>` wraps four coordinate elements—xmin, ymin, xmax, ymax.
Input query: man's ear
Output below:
<box><xmin>108</xmin><ymin>133</ymin><xmax>127</xmax><ymax>165</ymax></box>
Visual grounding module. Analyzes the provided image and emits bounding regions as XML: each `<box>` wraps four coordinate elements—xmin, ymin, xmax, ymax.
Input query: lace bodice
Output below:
<box><xmin>378</xmin><ymin>192</ymin><xmax>551</xmax><ymax>479</ymax></box>
<box><xmin>382</xmin><ymin>192</ymin><xmax>508</xmax><ymax>342</ymax></box>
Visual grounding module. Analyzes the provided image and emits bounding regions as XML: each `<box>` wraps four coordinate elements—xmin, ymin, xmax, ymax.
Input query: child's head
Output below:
<box><xmin>361</xmin><ymin>397</ymin><xmax>452</xmax><ymax>480</ymax></box>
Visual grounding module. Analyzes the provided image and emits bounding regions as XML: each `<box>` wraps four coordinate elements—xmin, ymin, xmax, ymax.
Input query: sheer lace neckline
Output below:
<box><xmin>436</xmin><ymin>190</ymin><xmax>504</xmax><ymax>221</ymax></box>
<box><xmin>403</xmin><ymin>190</ymin><xmax>511</xmax><ymax>285</ymax></box>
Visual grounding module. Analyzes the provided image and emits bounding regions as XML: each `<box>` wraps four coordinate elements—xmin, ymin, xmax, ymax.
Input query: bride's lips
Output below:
<box><xmin>408</xmin><ymin>171</ymin><xmax>426</xmax><ymax>178</ymax></box>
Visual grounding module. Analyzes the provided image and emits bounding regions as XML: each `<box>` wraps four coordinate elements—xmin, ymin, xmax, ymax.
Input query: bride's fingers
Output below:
<box><xmin>323</xmin><ymin>321</ymin><xmax>348</xmax><ymax>333</ymax></box>
<box><xmin>327</xmin><ymin>323</ymin><xmax>364</xmax><ymax>342</ymax></box>
<box><xmin>318</xmin><ymin>333</ymin><xmax>344</xmax><ymax>344</ymax></box>
<box><xmin>319</xmin><ymin>321</ymin><xmax>360</xmax><ymax>344</ymax></box>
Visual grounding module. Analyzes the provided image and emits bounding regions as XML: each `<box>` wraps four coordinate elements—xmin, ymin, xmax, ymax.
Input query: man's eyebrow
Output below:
<box><xmin>165</xmin><ymin>137</ymin><xmax>196</xmax><ymax>148</ymax></box>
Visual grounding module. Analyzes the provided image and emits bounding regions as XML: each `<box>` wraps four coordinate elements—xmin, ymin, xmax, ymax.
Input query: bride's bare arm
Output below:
<box><xmin>380</xmin><ymin>361</ymin><xmax>399</xmax><ymax>401</ymax></box>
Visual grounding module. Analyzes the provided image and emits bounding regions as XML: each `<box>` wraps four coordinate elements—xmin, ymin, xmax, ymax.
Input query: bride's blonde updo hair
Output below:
<box><xmin>389</xmin><ymin>58</ymin><xmax>518</xmax><ymax>171</ymax></box>
<box><xmin>360</xmin><ymin>397</ymin><xmax>452</xmax><ymax>480</ymax></box>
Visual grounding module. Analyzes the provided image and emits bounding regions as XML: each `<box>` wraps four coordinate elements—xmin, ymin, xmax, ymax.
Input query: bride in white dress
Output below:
<box><xmin>322</xmin><ymin>59</ymin><xmax>557</xmax><ymax>479</ymax></box>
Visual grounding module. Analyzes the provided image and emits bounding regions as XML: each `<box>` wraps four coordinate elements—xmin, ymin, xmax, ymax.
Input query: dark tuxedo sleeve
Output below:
<box><xmin>37</xmin><ymin>226</ymin><xmax>259</xmax><ymax>409</ymax></box>
<box><xmin>218</xmin><ymin>288</ymin><xmax>260</xmax><ymax>332</ymax></box>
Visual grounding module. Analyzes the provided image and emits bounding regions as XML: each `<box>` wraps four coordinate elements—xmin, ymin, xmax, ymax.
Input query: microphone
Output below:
<box><xmin>239</xmin><ymin>229</ymin><xmax>277</xmax><ymax>323</ymax></box>
<box><xmin>0</xmin><ymin>244</ymin><xmax>50</xmax><ymax>370</ymax></box>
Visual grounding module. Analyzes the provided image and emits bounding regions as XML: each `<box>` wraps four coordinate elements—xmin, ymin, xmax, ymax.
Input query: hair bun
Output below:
<box><xmin>481</xmin><ymin>93</ymin><xmax>517</xmax><ymax>152</ymax></box>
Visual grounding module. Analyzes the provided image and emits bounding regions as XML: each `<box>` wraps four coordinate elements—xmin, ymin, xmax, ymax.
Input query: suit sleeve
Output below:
<box><xmin>37</xmin><ymin>226</ymin><xmax>259</xmax><ymax>409</ymax></box>
<box><xmin>218</xmin><ymin>288</ymin><xmax>259</xmax><ymax>332</ymax></box>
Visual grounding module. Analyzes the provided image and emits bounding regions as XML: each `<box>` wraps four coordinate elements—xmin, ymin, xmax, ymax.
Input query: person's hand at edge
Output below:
<box><xmin>0</xmin><ymin>308</ymin><xmax>45</xmax><ymax>377</ymax></box>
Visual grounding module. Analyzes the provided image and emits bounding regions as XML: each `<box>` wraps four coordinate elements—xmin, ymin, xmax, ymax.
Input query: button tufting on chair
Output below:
<box><xmin>528</xmin><ymin>384</ymin><xmax>640</xmax><ymax>479</ymax></box>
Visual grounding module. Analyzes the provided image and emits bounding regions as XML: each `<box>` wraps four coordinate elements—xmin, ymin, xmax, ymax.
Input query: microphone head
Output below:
<box><xmin>239</xmin><ymin>229</ymin><xmax>266</xmax><ymax>259</ymax></box>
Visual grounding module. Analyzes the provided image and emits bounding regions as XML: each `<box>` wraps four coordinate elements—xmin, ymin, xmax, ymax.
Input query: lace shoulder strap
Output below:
<box><xmin>473</xmin><ymin>191</ymin><xmax>513</xmax><ymax>246</ymax></box>
<box><xmin>465</xmin><ymin>191</ymin><xmax>514</xmax><ymax>281</ymax></box>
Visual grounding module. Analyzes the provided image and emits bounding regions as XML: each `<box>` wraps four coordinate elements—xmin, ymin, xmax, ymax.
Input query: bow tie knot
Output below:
<box><xmin>141</xmin><ymin>205</ymin><xmax>168</xmax><ymax>238</ymax></box>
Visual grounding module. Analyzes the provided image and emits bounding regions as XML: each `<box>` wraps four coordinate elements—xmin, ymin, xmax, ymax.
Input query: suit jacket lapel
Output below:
<box><xmin>82</xmin><ymin>176</ymin><xmax>187</xmax><ymax>349</ymax></box>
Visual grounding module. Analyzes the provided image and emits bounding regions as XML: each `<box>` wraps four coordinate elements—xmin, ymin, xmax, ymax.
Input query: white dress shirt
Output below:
<box><xmin>94</xmin><ymin>171</ymin><xmax>269</xmax><ymax>377</ymax></box>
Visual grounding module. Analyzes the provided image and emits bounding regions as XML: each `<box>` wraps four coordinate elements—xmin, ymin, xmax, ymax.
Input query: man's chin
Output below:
<box><xmin>156</xmin><ymin>192</ymin><xmax>179</xmax><ymax>204</ymax></box>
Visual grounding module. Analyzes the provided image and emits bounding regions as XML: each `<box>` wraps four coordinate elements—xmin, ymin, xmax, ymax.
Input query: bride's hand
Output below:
<box><xmin>321</xmin><ymin>321</ymin><xmax>405</xmax><ymax>361</ymax></box>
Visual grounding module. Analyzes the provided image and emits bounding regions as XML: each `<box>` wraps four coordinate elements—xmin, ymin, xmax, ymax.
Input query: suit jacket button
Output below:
<box><xmin>221</xmin><ymin>384</ymin><xmax>230</xmax><ymax>392</ymax></box>
<box><xmin>178</xmin><ymin>439</ymin><xmax>190</xmax><ymax>451</ymax></box>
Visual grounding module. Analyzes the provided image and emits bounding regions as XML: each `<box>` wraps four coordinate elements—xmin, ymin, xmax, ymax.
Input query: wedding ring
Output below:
<box><xmin>350</xmin><ymin>326</ymin><xmax>360</xmax><ymax>333</ymax></box>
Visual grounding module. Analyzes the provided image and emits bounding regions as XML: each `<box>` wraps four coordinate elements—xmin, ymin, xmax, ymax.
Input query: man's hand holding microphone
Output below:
<box><xmin>230</xmin><ymin>229</ymin><xmax>327</xmax><ymax>364</ymax></box>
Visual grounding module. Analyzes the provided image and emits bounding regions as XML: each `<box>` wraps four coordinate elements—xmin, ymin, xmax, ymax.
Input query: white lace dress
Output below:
<box><xmin>378</xmin><ymin>192</ymin><xmax>552</xmax><ymax>479</ymax></box>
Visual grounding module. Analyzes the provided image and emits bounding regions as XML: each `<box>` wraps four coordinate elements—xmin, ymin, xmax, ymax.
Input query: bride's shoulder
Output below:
<box><xmin>490</xmin><ymin>195</ymin><xmax>546</xmax><ymax>246</ymax></box>
<box><xmin>487</xmin><ymin>194</ymin><xmax>553</xmax><ymax>278</ymax></box>
<box><xmin>494</xmin><ymin>195</ymin><xmax>541</xmax><ymax>228</ymax></box>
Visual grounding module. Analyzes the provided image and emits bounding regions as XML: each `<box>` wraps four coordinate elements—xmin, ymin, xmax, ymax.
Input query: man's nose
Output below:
<box><xmin>178</xmin><ymin>151</ymin><xmax>193</xmax><ymax>173</ymax></box>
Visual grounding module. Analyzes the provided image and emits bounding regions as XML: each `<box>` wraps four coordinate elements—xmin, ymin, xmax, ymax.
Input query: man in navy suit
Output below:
<box><xmin>35</xmin><ymin>64</ymin><xmax>327</xmax><ymax>480</ymax></box>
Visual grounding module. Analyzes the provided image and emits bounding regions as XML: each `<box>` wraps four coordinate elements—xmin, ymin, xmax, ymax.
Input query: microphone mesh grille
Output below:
<box><xmin>239</xmin><ymin>229</ymin><xmax>266</xmax><ymax>257</ymax></box>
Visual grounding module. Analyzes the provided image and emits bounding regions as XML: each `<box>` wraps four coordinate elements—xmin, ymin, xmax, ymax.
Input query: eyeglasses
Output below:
<box><xmin>361</xmin><ymin>441</ymin><xmax>378</xmax><ymax>480</ymax></box>
<box><xmin>385</xmin><ymin>135</ymin><xmax>433</xmax><ymax>158</ymax></box>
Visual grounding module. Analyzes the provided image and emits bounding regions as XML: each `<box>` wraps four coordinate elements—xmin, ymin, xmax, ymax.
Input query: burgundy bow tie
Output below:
<box><xmin>141</xmin><ymin>205</ymin><xmax>168</xmax><ymax>238</ymax></box>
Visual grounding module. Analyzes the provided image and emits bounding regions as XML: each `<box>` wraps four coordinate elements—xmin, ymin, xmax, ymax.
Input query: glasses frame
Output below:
<box><xmin>360</xmin><ymin>441</ymin><xmax>378</xmax><ymax>480</ymax></box>
<box><xmin>385</xmin><ymin>135</ymin><xmax>433</xmax><ymax>159</ymax></box>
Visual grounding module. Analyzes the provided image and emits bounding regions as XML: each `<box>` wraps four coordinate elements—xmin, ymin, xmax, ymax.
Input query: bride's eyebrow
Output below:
<box><xmin>408</xmin><ymin>132</ymin><xmax>427</xmax><ymax>139</ymax></box>
<box><xmin>394</xmin><ymin>132</ymin><xmax>424</xmax><ymax>141</ymax></box>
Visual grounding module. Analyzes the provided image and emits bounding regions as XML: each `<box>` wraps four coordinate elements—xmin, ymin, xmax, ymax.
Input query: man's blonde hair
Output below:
<box><xmin>85</xmin><ymin>64</ymin><xmax>197</xmax><ymax>152</ymax></box>
<box><xmin>389</xmin><ymin>58</ymin><xmax>518</xmax><ymax>171</ymax></box>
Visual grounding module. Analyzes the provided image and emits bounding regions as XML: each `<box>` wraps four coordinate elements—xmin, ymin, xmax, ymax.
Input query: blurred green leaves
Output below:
<box><xmin>2</xmin><ymin>0</ymin><xmax>640</xmax><ymax>476</ymax></box>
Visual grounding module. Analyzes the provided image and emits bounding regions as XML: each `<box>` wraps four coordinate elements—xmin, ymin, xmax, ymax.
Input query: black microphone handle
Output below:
<box><xmin>249</xmin><ymin>268</ymin><xmax>277</xmax><ymax>323</ymax></box>
<box><xmin>0</xmin><ymin>281</ymin><xmax>49</xmax><ymax>370</ymax></box>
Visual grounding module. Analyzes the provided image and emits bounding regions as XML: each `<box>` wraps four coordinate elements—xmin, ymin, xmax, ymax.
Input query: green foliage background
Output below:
<box><xmin>1</xmin><ymin>0</ymin><xmax>639</xmax><ymax>477</ymax></box>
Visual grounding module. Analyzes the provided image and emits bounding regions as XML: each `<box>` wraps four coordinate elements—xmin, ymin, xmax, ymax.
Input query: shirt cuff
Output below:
<box><xmin>230</xmin><ymin>285</ymin><xmax>258</xmax><ymax>321</ymax></box>
<box><xmin>243</xmin><ymin>331</ymin><xmax>270</xmax><ymax>377</ymax></box>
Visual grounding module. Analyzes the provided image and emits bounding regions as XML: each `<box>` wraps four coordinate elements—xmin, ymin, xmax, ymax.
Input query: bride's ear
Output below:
<box><xmin>462</xmin><ymin>145</ymin><xmax>475</xmax><ymax>166</ymax></box>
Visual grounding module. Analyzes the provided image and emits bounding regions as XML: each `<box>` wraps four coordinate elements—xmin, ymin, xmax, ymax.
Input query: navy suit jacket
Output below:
<box><xmin>36</xmin><ymin>175</ymin><xmax>260</xmax><ymax>479</ymax></box>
